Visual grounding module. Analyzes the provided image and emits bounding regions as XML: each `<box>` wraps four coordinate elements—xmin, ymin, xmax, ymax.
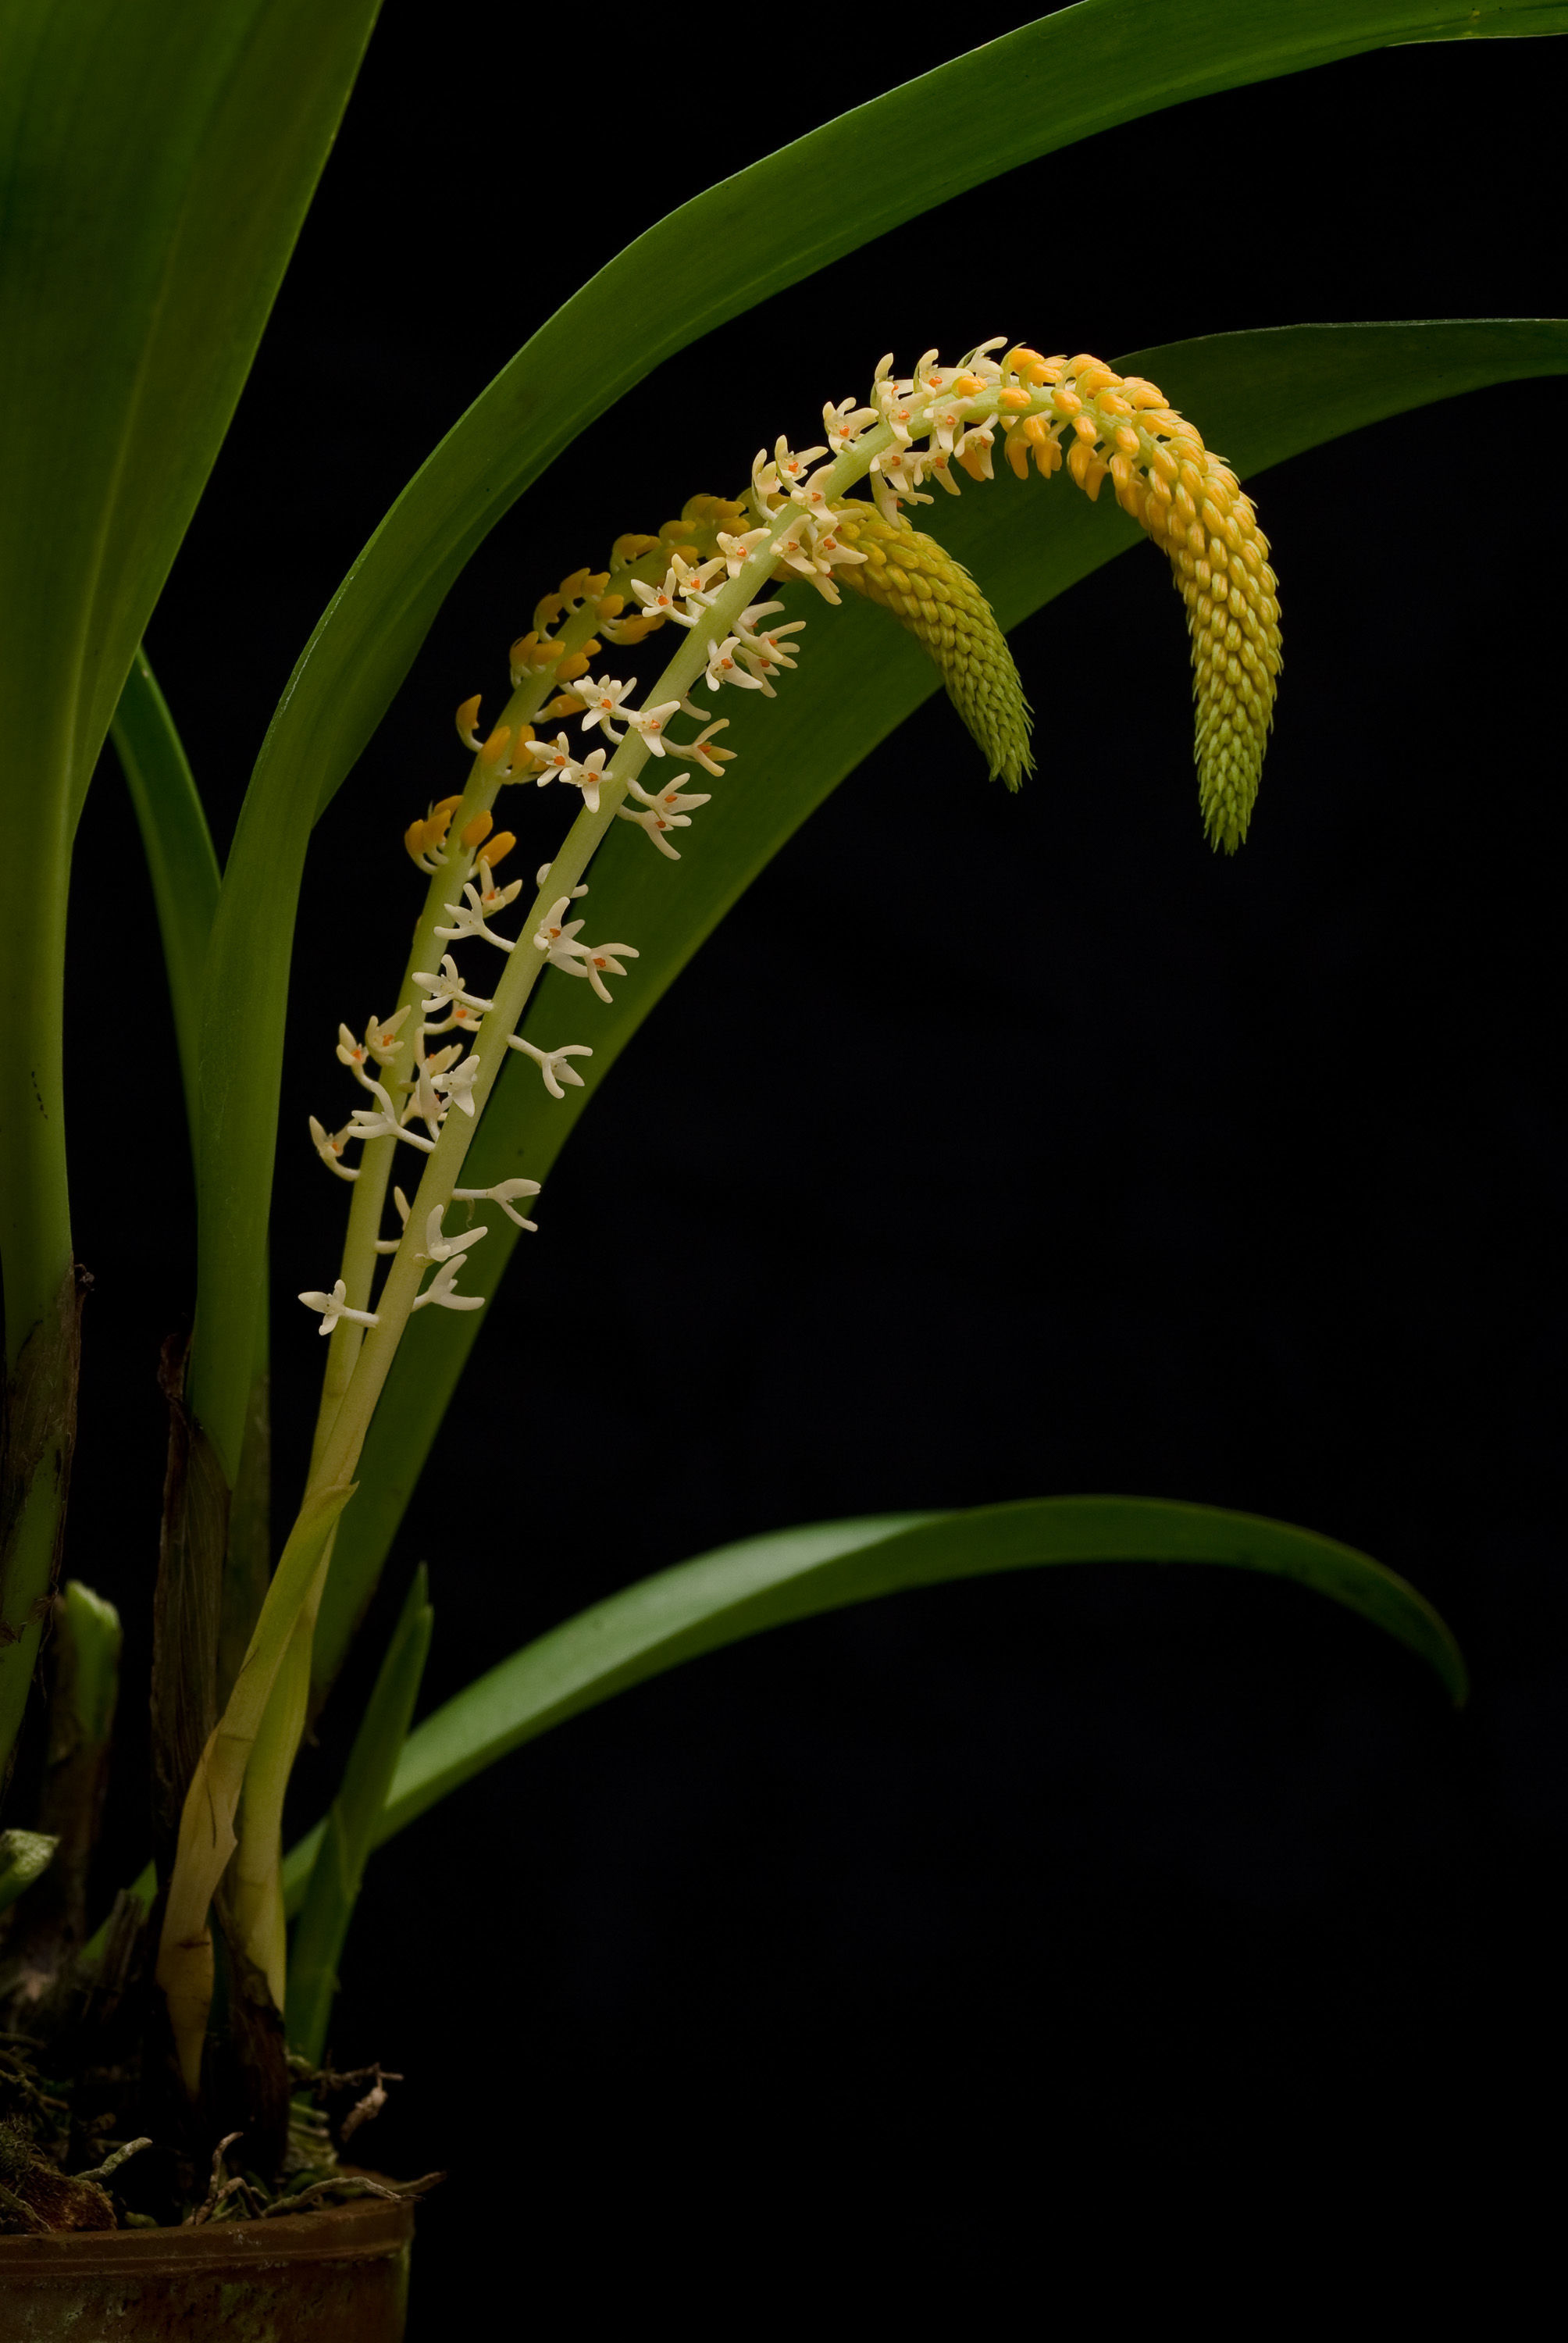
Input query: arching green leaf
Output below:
<box><xmin>287</xmin><ymin>1494</ymin><xmax>1466</xmax><ymax>1912</ymax></box>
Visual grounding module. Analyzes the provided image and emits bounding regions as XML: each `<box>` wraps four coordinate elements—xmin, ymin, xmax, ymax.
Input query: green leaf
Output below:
<box><xmin>0</xmin><ymin>0</ymin><xmax>382</xmax><ymax>1464</ymax></box>
<box><xmin>0</xmin><ymin>0</ymin><xmax>383</xmax><ymax>829</ymax></box>
<box><xmin>313</xmin><ymin>315</ymin><xmax>1568</xmax><ymax>1697</ymax></box>
<box><xmin>286</xmin><ymin>1564</ymin><xmax>432</xmax><ymax>2066</ymax></box>
<box><xmin>197</xmin><ymin>0</ymin><xmax>1568</xmax><ymax>1481</ymax></box>
<box><xmin>284</xmin><ymin>1496</ymin><xmax>1465</xmax><ymax>1913</ymax></box>
<box><xmin>112</xmin><ymin>650</ymin><xmax>220</xmax><ymax>1151</ymax></box>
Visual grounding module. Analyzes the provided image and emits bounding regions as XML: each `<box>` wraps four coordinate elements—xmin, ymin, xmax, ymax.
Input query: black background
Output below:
<box><xmin>54</xmin><ymin>1</ymin><xmax>1566</xmax><ymax>2305</ymax></box>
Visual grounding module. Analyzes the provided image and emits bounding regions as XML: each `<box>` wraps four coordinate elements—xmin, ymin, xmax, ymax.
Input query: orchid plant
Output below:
<box><xmin>0</xmin><ymin>0</ymin><xmax>1561</xmax><ymax>2239</ymax></box>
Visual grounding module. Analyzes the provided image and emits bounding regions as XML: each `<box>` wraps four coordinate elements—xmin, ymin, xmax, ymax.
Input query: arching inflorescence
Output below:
<box><xmin>308</xmin><ymin>333</ymin><xmax>1285</xmax><ymax>1345</ymax></box>
<box><xmin>159</xmin><ymin>338</ymin><xmax>1286</xmax><ymax>2089</ymax></box>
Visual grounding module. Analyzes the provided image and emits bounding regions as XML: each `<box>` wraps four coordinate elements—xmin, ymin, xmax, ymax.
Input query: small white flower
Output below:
<box><xmin>366</xmin><ymin>1007</ymin><xmax>412</xmax><ymax>1067</ymax></box>
<box><xmin>562</xmin><ymin>747</ymin><xmax>610</xmax><ymax>811</ymax></box>
<box><xmin>347</xmin><ymin>1079</ymin><xmax>437</xmax><ymax>1153</ymax></box>
<box><xmin>715</xmin><ymin>526</ymin><xmax>773</xmax><ymax>578</ymax></box>
<box><xmin>433</xmin><ymin>1050</ymin><xmax>483</xmax><ymax>1118</ymax></box>
<box><xmin>625</xmin><ymin>699</ymin><xmax>682</xmax><ymax>757</ymax></box>
<box><xmin>874</xmin><ymin>377</ymin><xmax>917</xmax><ymax>444</ymax></box>
<box><xmin>752</xmin><ymin>437</ymin><xmax>828</xmax><ymax>505</ymax></box>
<box><xmin>526</xmin><ymin>731</ymin><xmax>584</xmax><ymax>786</ymax></box>
<box><xmin>505</xmin><ymin>1034</ymin><xmax>593</xmax><ymax>1099</ymax></box>
<box><xmin>298</xmin><ymin>1278</ymin><xmax>380</xmax><ymax>1336</ymax></box>
<box><xmin>704</xmin><ymin>637</ymin><xmax>767</xmax><ymax>693</ymax></box>
<box><xmin>823</xmin><ymin>395</ymin><xmax>878</xmax><ymax>454</ymax></box>
<box><xmin>576</xmin><ymin>674</ymin><xmax>636</xmax><ymax>740</ymax></box>
<box><xmin>308</xmin><ymin>1115</ymin><xmax>359</xmax><ymax>1182</ymax></box>
<box><xmin>630</xmin><ymin>572</ymin><xmax>684</xmax><ymax>622</ymax></box>
<box><xmin>401</xmin><ymin>1044</ymin><xmax>458</xmax><ymax>1136</ymax></box>
<box><xmin>414</xmin><ymin>1206</ymin><xmax>488</xmax><ymax>1263</ymax></box>
<box><xmin>734</xmin><ymin>604</ymin><xmax>807</xmax><ymax>693</ymax></box>
<box><xmin>870</xmin><ymin>441</ymin><xmax>934</xmax><ymax>517</ymax></box>
<box><xmin>474</xmin><ymin>866</ymin><xmax>523</xmax><ymax>918</ymax></box>
<box><xmin>554</xmin><ymin>938</ymin><xmax>639</xmax><ymax>1006</ymax></box>
<box><xmin>413</xmin><ymin>954</ymin><xmax>494</xmax><ymax>1016</ymax></box>
<box><xmin>788</xmin><ymin>462</ymin><xmax>838</xmax><ymax>518</ymax></box>
<box><xmin>631</xmin><ymin>556</ymin><xmax>723</xmax><ymax>627</ymax></box>
<box><xmin>411</xmin><ymin>1255</ymin><xmax>484</xmax><ymax>1314</ymax></box>
<box><xmin>665</xmin><ymin>718</ymin><xmax>735</xmax><ymax>778</ymax></box>
<box><xmin>454</xmin><ymin>1176</ymin><xmax>542</xmax><ymax>1232</ymax></box>
<box><xmin>533</xmin><ymin>896</ymin><xmax>590</xmax><ymax>967</ymax></box>
<box><xmin>618</xmin><ymin>773</ymin><xmax>711</xmax><ymax>860</ymax></box>
<box><xmin>436</xmin><ymin>883</ymin><xmax>519</xmax><ymax>954</ymax></box>
<box><xmin>334</xmin><ymin>1023</ymin><xmax>379</xmax><ymax>1087</ymax></box>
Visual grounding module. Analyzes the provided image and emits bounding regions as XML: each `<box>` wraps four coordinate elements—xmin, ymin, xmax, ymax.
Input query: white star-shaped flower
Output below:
<box><xmin>454</xmin><ymin>1177</ymin><xmax>543</xmax><ymax>1232</ymax></box>
<box><xmin>433</xmin><ymin>1051</ymin><xmax>483</xmax><ymax>1118</ymax></box>
<box><xmin>435</xmin><ymin>883</ymin><xmax>519</xmax><ymax>954</ymax></box>
<box><xmin>308</xmin><ymin>1115</ymin><xmax>359</xmax><ymax>1182</ymax></box>
<box><xmin>414</xmin><ymin>1207</ymin><xmax>488</xmax><ymax>1264</ymax></box>
<box><xmin>555</xmin><ymin>940</ymin><xmax>639</xmax><ymax>1006</ymax></box>
<box><xmin>505</xmin><ymin>1035</ymin><xmax>593</xmax><ymax>1099</ymax></box>
<box><xmin>704</xmin><ymin>637</ymin><xmax>767</xmax><ymax>693</ymax></box>
<box><xmin>366</xmin><ymin>1007</ymin><xmax>412</xmax><ymax>1067</ymax></box>
<box><xmin>298</xmin><ymin>1278</ymin><xmax>380</xmax><ymax>1336</ymax></box>
<box><xmin>625</xmin><ymin>699</ymin><xmax>682</xmax><ymax>756</ymax></box>
<box><xmin>618</xmin><ymin>775</ymin><xmax>711</xmax><ymax>861</ymax></box>
<box><xmin>577</xmin><ymin>674</ymin><xmax>636</xmax><ymax>740</ymax></box>
<box><xmin>411</xmin><ymin>1255</ymin><xmax>485</xmax><ymax>1314</ymax></box>
<box><xmin>412</xmin><ymin>955</ymin><xmax>494</xmax><ymax>1016</ymax></box>
<box><xmin>347</xmin><ymin>1079</ymin><xmax>436</xmax><ymax>1153</ymax></box>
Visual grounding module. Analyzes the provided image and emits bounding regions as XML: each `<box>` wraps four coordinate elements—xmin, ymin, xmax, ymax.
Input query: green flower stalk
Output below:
<box><xmin>157</xmin><ymin>335</ymin><xmax>1284</xmax><ymax>2091</ymax></box>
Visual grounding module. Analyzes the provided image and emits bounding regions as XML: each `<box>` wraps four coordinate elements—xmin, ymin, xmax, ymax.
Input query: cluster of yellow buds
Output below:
<box><xmin>993</xmin><ymin>346</ymin><xmax>1281</xmax><ymax>851</ymax></box>
<box><xmin>404</xmin><ymin>788</ymin><xmax>519</xmax><ymax>879</ymax></box>
<box><xmin>828</xmin><ymin>501</ymin><xmax>1033</xmax><ymax>790</ymax></box>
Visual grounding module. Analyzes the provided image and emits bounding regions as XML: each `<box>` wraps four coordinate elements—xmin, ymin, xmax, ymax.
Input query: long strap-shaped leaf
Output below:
<box><xmin>0</xmin><ymin>0</ymin><xmax>383</xmax><ymax>1601</ymax></box>
<box><xmin>312</xmin><ymin>316</ymin><xmax>1568</xmax><ymax>1696</ymax></box>
<box><xmin>194</xmin><ymin>0</ymin><xmax>1568</xmax><ymax>1477</ymax></box>
<box><xmin>284</xmin><ymin>1496</ymin><xmax>1465</xmax><ymax>1911</ymax></box>
<box><xmin>111</xmin><ymin>650</ymin><xmax>221</xmax><ymax>1153</ymax></box>
<box><xmin>0</xmin><ymin>0</ymin><xmax>383</xmax><ymax>834</ymax></box>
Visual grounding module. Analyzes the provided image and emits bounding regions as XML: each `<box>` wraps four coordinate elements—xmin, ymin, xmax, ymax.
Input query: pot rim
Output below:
<box><xmin>0</xmin><ymin>2191</ymin><xmax>414</xmax><ymax>2277</ymax></box>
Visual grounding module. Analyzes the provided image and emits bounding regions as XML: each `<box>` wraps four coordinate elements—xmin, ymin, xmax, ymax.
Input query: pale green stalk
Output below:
<box><xmin>155</xmin><ymin>1480</ymin><xmax>354</xmax><ymax>2094</ymax></box>
<box><xmin>307</xmin><ymin>545</ymin><xmax>680</xmax><ymax>1471</ymax></box>
<box><xmin>229</xmin><ymin>1579</ymin><xmax>319</xmax><ymax>2002</ymax></box>
<box><xmin>235</xmin><ymin>567</ymin><xmax>668</xmax><ymax>1967</ymax></box>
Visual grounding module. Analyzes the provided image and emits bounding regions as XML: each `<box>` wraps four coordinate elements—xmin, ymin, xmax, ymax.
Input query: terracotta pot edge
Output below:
<box><xmin>0</xmin><ymin>2192</ymin><xmax>415</xmax><ymax>2273</ymax></box>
